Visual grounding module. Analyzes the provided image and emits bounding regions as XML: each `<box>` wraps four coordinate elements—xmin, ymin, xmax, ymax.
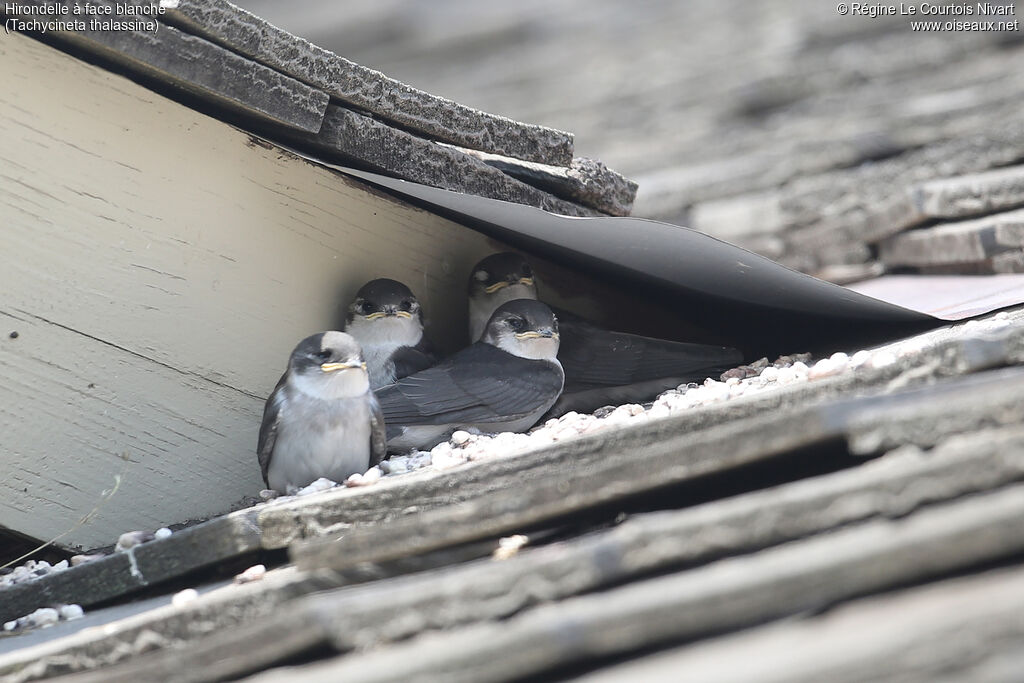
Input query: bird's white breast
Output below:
<box><xmin>347</xmin><ymin>316</ymin><xmax>423</xmax><ymax>388</ymax></box>
<box><xmin>267</xmin><ymin>383</ymin><xmax>373</xmax><ymax>493</ymax></box>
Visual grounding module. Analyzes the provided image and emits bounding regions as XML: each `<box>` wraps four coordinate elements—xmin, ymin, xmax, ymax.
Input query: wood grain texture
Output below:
<box><xmin>0</xmin><ymin>33</ymin><xmax>512</xmax><ymax>549</ymax></box>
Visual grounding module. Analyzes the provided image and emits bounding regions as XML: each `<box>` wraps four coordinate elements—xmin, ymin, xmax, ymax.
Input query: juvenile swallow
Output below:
<box><xmin>345</xmin><ymin>278</ymin><xmax>436</xmax><ymax>389</ymax></box>
<box><xmin>467</xmin><ymin>252</ymin><xmax>743</xmax><ymax>413</ymax></box>
<box><xmin>468</xmin><ymin>253</ymin><xmax>538</xmax><ymax>341</ymax></box>
<box><xmin>375</xmin><ymin>299</ymin><xmax>564</xmax><ymax>452</ymax></box>
<box><xmin>258</xmin><ymin>332</ymin><xmax>386</xmax><ymax>493</ymax></box>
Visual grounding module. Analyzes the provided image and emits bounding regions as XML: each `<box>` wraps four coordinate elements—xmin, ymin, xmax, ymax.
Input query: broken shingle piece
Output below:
<box><xmin>910</xmin><ymin>165</ymin><xmax>1024</xmax><ymax>220</ymax></box>
<box><xmin>283</xmin><ymin>105</ymin><xmax>602</xmax><ymax>217</ymax></box>
<box><xmin>451</xmin><ymin>147</ymin><xmax>639</xmax><ymax>216</ymax></box>
<box><xmin>879</xmin><ymin>208</ymin><xmax>1024</xmax><ymax>270</ymax></box>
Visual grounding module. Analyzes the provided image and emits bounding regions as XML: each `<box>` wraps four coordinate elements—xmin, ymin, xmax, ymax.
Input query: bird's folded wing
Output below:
<box><xmin>376</xmin><ymin>345</ymin><xmax>563</xmax><ymax>425</ymax></box>
<box><xmin>390</xmin><ymin>342</ymin><xmax>437</xmax><ymax>380</ymax></box>
<box><xmin>557</xmin><ymin>315</ymin><xmax>743</xmax><ymax>388</ymax></box>
<box><xmin>257</xmin><ymin>371</ymin><xmax>289</xmax><ymax>486</ymax></box>
<box><xmin>368</xmin><ymin>394</ymin><xmax>388</xmax><ymax>466</ymax></box>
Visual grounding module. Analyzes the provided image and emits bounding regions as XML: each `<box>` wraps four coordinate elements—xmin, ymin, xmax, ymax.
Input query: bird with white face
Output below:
<box><xmin>467</xmin><ymin>252</ymin><xmax>744</xmax><ymax>414</ymax></box>
<box><xmin>375</xmin><ymin>299</ymin><xmax>564</xmax><ymax>452</ymax></box>
<box><xmin>344</xmin><ymin>278</ymin><xmax>435</xmax><ymax>389</ymax></box>
<box><xmin>258</xmin><ymin>331</ymin><xmax>386</xmax><ymax>493</ymax></box>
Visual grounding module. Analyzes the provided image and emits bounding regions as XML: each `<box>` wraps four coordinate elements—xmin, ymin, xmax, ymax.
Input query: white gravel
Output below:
<box><xmin>331</xmin><ymin>311</ymin><xmax>1018</xmax><ymax>489</ymax></box>
<box><xmin>0</xmin><ymin>559</ymin><xmax>71</xmax><ymax>589</ymax></box>
<box><xmin>171</xmin><ymin>588</ymin><xmax>199</xmax><ymax>607</ymax></box>
<box><xmin>3</xmin><ymin>604</ymin><xmax>84</xmax><ymax>634</ymax></box>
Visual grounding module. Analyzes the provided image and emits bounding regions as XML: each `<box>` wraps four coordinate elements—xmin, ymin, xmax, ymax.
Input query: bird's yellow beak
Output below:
<box><xmin>484</xmin><ymin>277</ymin><xmax>533</xmax><ymax>294</ymax></box>
<box><xmin>321</xmin><ymin>361</ymin><xmax>366</xmax><ymax>373</ymax></box>
<box><xmin>515</xmin><ymin>330</ymin><xmax>558</xmax><ymax>340</ymax></box>
<box><xmin>484</xmin><ymin>281</ymin><xmax>510</xmax><ymax>294</ymax></box>
<box><xmin>365</xmin><ymin>311</ymin><xmax>413</xmax><ymax>320</ymax></box>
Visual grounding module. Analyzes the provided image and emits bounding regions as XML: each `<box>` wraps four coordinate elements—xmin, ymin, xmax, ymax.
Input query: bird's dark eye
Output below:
<box><xmin>316</xmin><ymin>349</ymin><xmax>333</xmax><ymax>361</ymax></box>
<box><xmin>399</xmin><ymin>299</ymin><xmax>413</xmax><ymax>312</ymax></box>
<box><xmin>521</xmin><ymin>264</ymin><xmax>533</xmax><ymax>277</ymax></box>
<box><xmin>506</xmin><ymin>316</ymin><xmax>527</xmax><ymax>332</ymax></box>
<box><xmin>358</xmin><ymin>301</ymin><xmax>374</xmax><ymax>315</ymax></box>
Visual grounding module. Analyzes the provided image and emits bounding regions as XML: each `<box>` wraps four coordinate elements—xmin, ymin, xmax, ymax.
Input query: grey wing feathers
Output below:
<box><xmin>257</xmin><ymin>372</ymin><xmax>289</xmax><ymax>487</ymax></box>
<box><xmin>557</xmin><ymin>315</ymin><xmax>742</xmax><ymax>390</ymax></box>
<box><xmin>368</xmin><ymin>393</ymin><xmax>388</xmax><ymax>466</ymax></box>
<box><xmin>375</xmin><ymin>344</ymin><xmax>563</xmax><ymax>426</ymax></box>
<box><xmin>390</xmin><ymin>339</ymin><xmax>437</xmax><ymax>381</ymax></box>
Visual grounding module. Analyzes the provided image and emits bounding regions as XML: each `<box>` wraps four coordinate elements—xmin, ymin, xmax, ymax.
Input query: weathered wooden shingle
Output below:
<box><xmin>879</xmin><ymin>209</ymin><xmax>1024</xmax><ymax>270</ymax></box>
<box><xmin>142</xmin><ymin>0</ymin><xmax>575</xmax><ymax>166</ymax></box>
<box><xmin>7</xmin><ymin>424</ymin><xmax>1024</xmax><ymax>682</ymax></box>
<box><xmin>250</xmin><ymin>481</ymin><xmax>1024</xmax><ymax>683</ymax></box>
<box><xmin>576</xmin><ymin>563</ymin><xmax>1024</xmax><ymax>683</ymax></box>
<box><xmin>910</xmin><ymin>165</ymin><xmax>1024</xmax><ymax>220</ymax></box>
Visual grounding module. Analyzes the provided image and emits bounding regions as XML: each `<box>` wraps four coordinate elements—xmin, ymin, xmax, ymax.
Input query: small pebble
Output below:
<box><xmin>4</xmin><ymin>607</ymin><xmax>62</xmax><ymax>632</ymax></box>
<box><xmin>171</xmin><ymin>588</ymin><xmax>198</xmax><ymax>607</ymax></box>
<box><xmin>809</xmin><ymin>357</ymin><xmax>848</xmax><ymax>379</ymax></box>
<box><xmin>154</xmin><ymin>527</ymin><xmax>172</xmax><ymax>540</ymax></box>
<box><xmin>450</xmin><ymin>430</ymin><xmax>471</xmax><ymax>446</ymax></box>
<box><xmin>116</xmin><ymin>531</ymin><xmax>155</xmax><ymax>552</ymax></box>
<box><xmin>296</xmin><ymin>477</ymin><xmax>337</xmax><ymax>496</ymax></box>
<box><xmin>492</xmin><ymin>534</ymin><xmax>529</xmax><ymax>560</ymax></box>
<box><xmin>850</xmin><ymin>350</ymin><xmax>871</xmax><ymax>367</ymax></box>
<box><xmin>647</xmin><ymin>404</ymin><xmax>671</xmax><ymax>419</ymax></box>
<box><xmin>71</xmin><ymin>554</ymin><xmax>105</xmax><ymax>567</ymax></box>
<box><xmin>760</xmin><ymin>366</ymin><xmax>779</xmax><ymax>382</ymax></box>
<box><xmin>33</xmin><ymin>608</ymin><xmax>60</xmax><ymax>628</ymax></box>
<box><xmin>554</xmin><ymin>426</ymin><xmax>578</xmax><ymax>441</ymax></box>
<box><xmin>58</xmin><ymin>604</ymin><xmax>84</xmax><ymax>621</ymax></box>
<box><xmin>345</xmin><ymin>467</ymin><xmax>382</xmax><ymax>487</ymax></box>
<box><xmin>719</xmin><ymin>368</ymin><xmax>746</xmax><ymax>381</ymax></box>
<box><xmin>869</xmin><ymin>350</ymin><xmax>897</xmax><ymax>369</ymax></box>
<box><xmin>258</xmin><ymin>489</ymin><xmax>280</xmax><ymax>501</ymax></box>
<box><xmin>234</xmin><ymin>564</ymin><xmax>266</xmax><ymax>584</ymax></box>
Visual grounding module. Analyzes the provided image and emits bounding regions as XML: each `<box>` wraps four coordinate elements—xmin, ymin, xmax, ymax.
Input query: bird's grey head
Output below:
<box><xmin>481</xmin><ymin>299</ymin><xmax>560</xmax><ymax>361</ymax></box>
<box><xmin>467</xmin><ymin>253</ymin><xmax>539</xmax><ymax>341</ymax></box>
<box><xmin>287</xmin><ymin>331</ymin><xmax>370</xmax><ymax>399</ymax></box>
<box><xmin>345</xmin><ymin>278</ymin><xmax>424</xmax><ymax>345</ymax></box>
<box><xmin>468</xmin><ymin>252</ymin><xmax>538</xmax><ymax>301</ymax></box>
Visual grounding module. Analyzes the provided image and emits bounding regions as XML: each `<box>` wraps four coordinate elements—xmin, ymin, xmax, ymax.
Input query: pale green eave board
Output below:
<box><xmin>0</xmin><ymin>32</ymin><xmax>513</xmax><ymax>550</ymax></box>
